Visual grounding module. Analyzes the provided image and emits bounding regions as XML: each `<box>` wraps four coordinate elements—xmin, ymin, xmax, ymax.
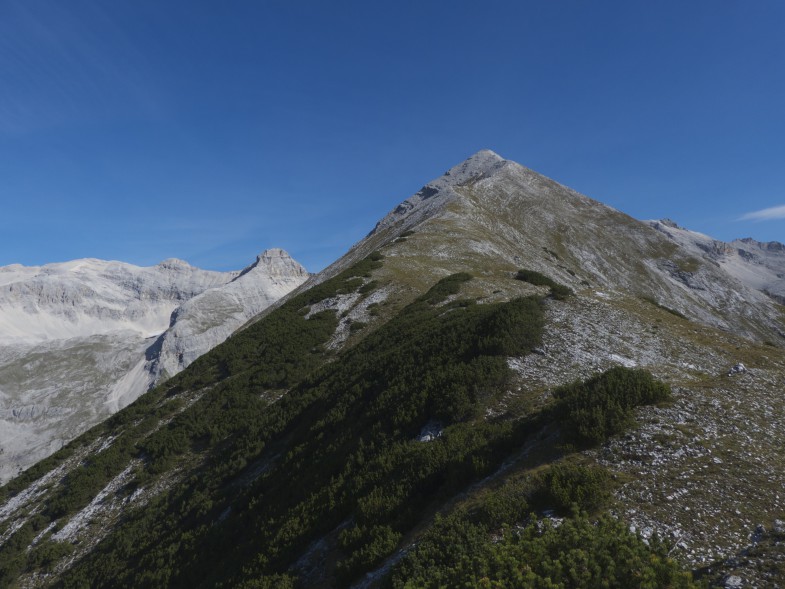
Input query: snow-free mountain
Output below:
<box><xmin>648</xmin><ymin>218</ymin><xmax>785</xmax><ymax>306</ymax></box>
<box><xmin>3</xmin><ymin>150</ymin><xmax>785</xmax><ymax>587</ymax></box>
<box><xmin>0</xmin><ymin>249</ymin><xmax>307</xmax><ymax>482</ymax></box>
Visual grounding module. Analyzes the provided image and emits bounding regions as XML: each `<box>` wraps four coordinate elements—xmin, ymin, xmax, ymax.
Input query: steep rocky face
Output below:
<box><xmin>0</xmin><ymin>258</ymin><xmax>233</xmax><ymax>345</ymax></box>
<box><xmin>147</xmin><ymin>249</ymin><xmax>309</xmax><ymax>383</ymax></box>
<box><xmin>648</xmin><ymin>219</ymin><xmax>785</xmax><ymax>305</ymax></box>
<box><xmin>0</xmin><ymin>251</ymin><xmax>307</xmax><ymax>483</ymax></box>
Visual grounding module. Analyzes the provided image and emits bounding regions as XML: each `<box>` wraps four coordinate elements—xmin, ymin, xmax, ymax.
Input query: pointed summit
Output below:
<box><xmin>254</xmin><ymin>248</ymin><xmax>309</xmax><ymax>278</ymax></box>
<box><xmin>472</xmin><ymin>148</ymin><xmax>504</xmax><ymax>159</ymax></box>
<box><xmin>157</xmin><ymin>258</ymin><xmax>194</xmax><ymax>271</ymax></box>
<box><xmin>235</xmin><ymin>248</ymin><xmax>308</xmax><ymax>281</ymax></box>
<box><xmin>433</xmin><ymin>149</ymin><xmax>509</xmax><ymax>191</ymax></box>
<box><xmin>148</xmin><ymin>248</ymin><xmax>309</xmax><ymax>386</ymax></box>
<box><xmin>370</xmin><ymin>150</ymin><xmax>510</xmax><ymax>236</ymax></box>
<box><xmin>441</xmin><ymin>149</ymin><xmax>507</xmax><ymax>184</ymax></box>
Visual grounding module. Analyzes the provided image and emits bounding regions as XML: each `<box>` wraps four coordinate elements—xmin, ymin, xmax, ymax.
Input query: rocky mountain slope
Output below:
<box><xmin>0</xmin><ymin>251</ymin><xmax>307</xmax><ymax>483</ymax></box>
<box><xmin>1</xmin><ymin>150</ymin><xmax>784</xmax><ymax>588</ymax></box>
<box><xmin>648</xmin><ymin>218</ymin><xmax>785</xmax><ymax>306</ymax></box>
<box><xmin>145</xmin><ymin>249</ymin><xmax>309</xmax><ymax>385</ymax></box>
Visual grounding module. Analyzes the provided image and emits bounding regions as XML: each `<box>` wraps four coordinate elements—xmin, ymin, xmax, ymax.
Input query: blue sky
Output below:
<box><xmin>1</xmin><ymin>1</ymin><xmax>784</xmax><ymax>272</ymax></box>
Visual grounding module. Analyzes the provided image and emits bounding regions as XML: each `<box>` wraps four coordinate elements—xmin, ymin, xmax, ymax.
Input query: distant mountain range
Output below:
<box><xmin>2</xmin><ymin>150</ymin><xmax>785</xmax><ymax>587</ymax></box>
<box><xmin>0</xmin><ymin>249</ymin><xmax>307</xmax><ymax>482</ymax></box>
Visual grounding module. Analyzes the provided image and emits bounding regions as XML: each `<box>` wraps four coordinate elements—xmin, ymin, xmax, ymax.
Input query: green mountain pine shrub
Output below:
<box><xmin>554</xmin><ymin>366</ymin><xmax>671</xmax><ymax>446</ymax></box>
<box><xmin>515</xmin><ymin>269</ymin><xmax>573</xmax><ymax>300</ymax></box>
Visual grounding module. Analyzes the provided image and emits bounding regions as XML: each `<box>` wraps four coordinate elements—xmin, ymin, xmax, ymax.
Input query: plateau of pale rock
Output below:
<box><xmin>0</xmin><ymin>250</ymin><xmax>307</xmax><ymax>482</ymax></box>
<box><xmin>648</xmin><ymin>218</ymin><xmax>785</xmax><ymax>305</ymax></box>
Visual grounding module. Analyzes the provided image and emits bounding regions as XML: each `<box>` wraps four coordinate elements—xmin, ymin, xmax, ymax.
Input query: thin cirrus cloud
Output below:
<box><xmin>0</xmin><ymin>0</ymin><xmax>161</xmax><ymax>135</ymax></box>
<box><xmin>739</xmin><ymin>205</ymin><xmax>785</xmax><ymax>222</ymax></box>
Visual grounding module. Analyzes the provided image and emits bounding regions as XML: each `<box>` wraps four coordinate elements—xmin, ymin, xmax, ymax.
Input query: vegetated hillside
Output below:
<box><xmin>2</xmin><ymin>150</ymin><xmax>785</xmax><ymax>588</ymax></box>
<box><xmin>0</xmin><ymin>261</ymin><xmax>691</xmax><ymax>589</ymax></box>
<box><xmin>0</xmin><ymin>250</ymin><xmax>307</xmax><ymax>484</ymax></box>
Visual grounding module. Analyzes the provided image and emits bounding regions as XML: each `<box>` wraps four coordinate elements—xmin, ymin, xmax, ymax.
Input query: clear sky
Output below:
<box><xmin>1</xmin><ymin>1</ymin><xmax>784</xmax><ymax>272</ymax></box>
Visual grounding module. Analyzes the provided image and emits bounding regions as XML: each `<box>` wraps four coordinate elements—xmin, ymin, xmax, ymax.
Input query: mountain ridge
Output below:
<box><xmin>2</xmin><ymin>151</ymin><xmax>785</xmax><ymax>587</ymax></box>
<box><xmin>353</xmin><ymin>150</ymin><xmax>785</xmax><ymax>343</ymax></box>
<box><xmin>648</xmin><ymin>218</ymin><xmax>785</xmax><ymax>307</ymax></box>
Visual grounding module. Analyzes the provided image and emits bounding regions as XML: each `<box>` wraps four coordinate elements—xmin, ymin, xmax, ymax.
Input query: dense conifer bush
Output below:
<box><xmin>554</xmin><ymin>366</ymin><xmax>671</xmax><ymax>446</ymax></box>
<box><xmin>390</xmin><ymin>511</ymin><xmax>699</xmax><ymax>588</ymax></box>
<box><xmin>533</xmin><ymin>462</ymin><xmax>611</xmax><ymax>514</ymax></box>
<box><xmin>387</xmin><ymin>463</ymin><xmax>699</xmax><ymax>588</ymax></box>
<box><xmin>515</xmin><ymin>269</ymin><xmax>573</xmax><ymax>300</ymax></box>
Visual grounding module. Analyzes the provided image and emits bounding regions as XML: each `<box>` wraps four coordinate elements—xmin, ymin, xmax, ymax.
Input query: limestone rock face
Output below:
<box><xmin>0</xmin><ymin>258</ymin><xmax>234</xmax><ymax>345</ymax></box>
<box><xmin>647</xmin><ymin>220</ymin><xmax>785</xmax><ymax>305</ymax></box>
<box><xmin>148</xmin><ymin>249</ymin><xmax>309</xmax><ymax>384</ymax></box>
<box><xmin>0</xmin><ymin>251</ymin><xmax>307</xmax><ymax>483</ymax></box>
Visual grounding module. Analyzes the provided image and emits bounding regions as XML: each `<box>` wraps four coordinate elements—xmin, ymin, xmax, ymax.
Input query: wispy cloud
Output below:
<box><xmin>0</xmin><ymin>0</ymin><xmax>164</xmax><ymax>135</ymax></box>
<box><xmin>739</xmin><ymin>205</ymin><xmax>785</xmax><ymax>221</ymax></box>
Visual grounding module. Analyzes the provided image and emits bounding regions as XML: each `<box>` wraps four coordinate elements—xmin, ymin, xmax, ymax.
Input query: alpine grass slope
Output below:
<box><xmin>2</xmin><ymin>150</ymin><xmax>785</xmax><ymax>587</ymax></box>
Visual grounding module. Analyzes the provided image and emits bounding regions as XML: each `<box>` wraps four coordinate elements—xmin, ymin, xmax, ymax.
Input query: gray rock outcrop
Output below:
<box><xmin>0</xmin><ymin>250</ymin><xmax>308</xmax><ymax>483</ymax></box>
<box><xmin>147</xmin><ymin>249</ymin><xmax>309</xmax><ymax>384</ymax></box>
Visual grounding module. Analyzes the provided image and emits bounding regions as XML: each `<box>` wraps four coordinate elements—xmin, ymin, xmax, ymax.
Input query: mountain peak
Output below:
<box><xmin>472</xmin><ymin>148</ymin><xmax>503</xmax><ymax>159</ymax></box>
<box><xmin>9</xmin><ymin>152</ymin><xmax>785</xmax><ymax>587</ymax></box>
<box><xmin>157</xmin><ymin>258</ymin><xmax>193</xmax><ymax>270</ymax></box>
<box><xmin>441</xmin><ymin>149</ymin><xmax>508</xmax><ymax>186</ymax></box>
<box><xmin>256</xmin><ymin>247</ymin><xmax>293</xmax><ymax>264</ymax></box>
<box><xmin>463</xmin><ymin>148</ymin><xmax>505</xmax><ymax>165</ymax></box>
<box><xmin>735</xmin><ymin>237</ymin><xmax>785</xmax><ymax>252</ymax></box>
<box><xmin>369</xmin><ymin>149</ymin><xmax>510</xmax><ymax>237</ymax></box>
<box><xmin>235</xmin><ymin>248</ymin><xmax>309</xmax><ymax>280</ymax></box>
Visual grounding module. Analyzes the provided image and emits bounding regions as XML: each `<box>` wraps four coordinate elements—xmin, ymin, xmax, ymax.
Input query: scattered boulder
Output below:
<box><xmin>774</xmin><ymin>519</ymin><xmax>785</xmax><ymax>535</ymax></box>
<box><xmin>417</xmin><ymin>421</ymin><xmax>443</xmax><ymax>443</ymax></box>
<box><xmin>727</xmin><ymin>363</ymin><xmax>747</xmax><ymax>377</ymax></box>
<box><xmin>751</xmin><ymin>523</ymin><xmax>765</xmax><ymax>544</ymax></box>
<box><xmin>722</xmin><ymin>575</ymin><xmax>743</xmax><ymax>588</ymax></box>
<box><xmin>660</xmin><ymin>218</ymin><xmax>682</xmax><ymax>229</ymax></box>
